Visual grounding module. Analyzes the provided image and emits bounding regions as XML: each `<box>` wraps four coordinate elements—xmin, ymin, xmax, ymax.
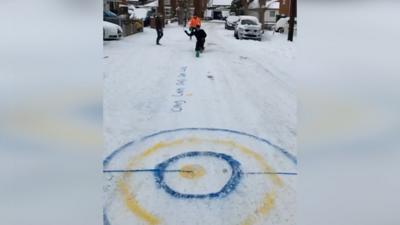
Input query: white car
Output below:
<box><xmin>234</xmin><ymin>16</ymin><xmax>263</xmax><ymax>41</ymax></box>
<box><xmin>273</xmin><ymin>17</ymin><xmax>297</xmax><ymax>33</ymax></box>
<box><xmin>103</xmin><ymin>21</ymin><xmax>123</xmax><ymax>40</ymax></box>
<box><xmin>225</xmin><ymin>15</ymin><xmax>240</xmax><ymax>30</ymax></box>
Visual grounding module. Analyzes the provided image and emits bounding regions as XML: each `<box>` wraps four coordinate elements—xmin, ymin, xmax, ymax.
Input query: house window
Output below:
<box><xmin>270</xmin><ymin>11</ymin><xmax>276</xmax><ymax>18</ymax></box>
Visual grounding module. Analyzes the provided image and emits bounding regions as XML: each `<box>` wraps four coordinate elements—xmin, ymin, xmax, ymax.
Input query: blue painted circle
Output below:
<box><xmin>154</xmin><ymin>151</ymin><xmax>242</xmax><ymax>199</ymax></box>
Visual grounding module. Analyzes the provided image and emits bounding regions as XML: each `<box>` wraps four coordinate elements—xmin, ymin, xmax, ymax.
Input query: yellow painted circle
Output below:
<box><xmin>118</xmin><ymin>137</ymin><xmax>285</xmax><ymax>225</ymax></box>
<box><xmin>179</xmin><ymin>164</ymin><xmax>206</xmax><ymax>179</ymax></box>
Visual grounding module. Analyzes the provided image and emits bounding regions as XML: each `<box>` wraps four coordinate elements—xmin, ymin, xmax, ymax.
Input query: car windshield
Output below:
<box><xmin>241</xmin><ymin>19</ymin><xmax>257</xmax><ymax>25</ymax></box>
<box><xmin>104</xmin><ymin>10</ymin><xmax>117</xmax><ymax>17</ymax></box>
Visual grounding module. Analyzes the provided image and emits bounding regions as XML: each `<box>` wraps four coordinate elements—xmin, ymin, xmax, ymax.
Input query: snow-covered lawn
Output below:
<box><xmin>103</xmin><ymin>21</ymin><xmax>296</xmax><ymax>225</ymax></box>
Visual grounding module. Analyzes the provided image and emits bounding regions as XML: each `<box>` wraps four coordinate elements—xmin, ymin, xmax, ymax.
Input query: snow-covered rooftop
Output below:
<box><xmin>144</xmin><ymin>0</ymin><xmax>158</xmax><ymax>7</ymax></box>
<box><xmin>268</xmin><ymin>1</ymin><xmax>280</xmax><ymax>9</ymax></box>
<box><xmin>248</xmin><ymin>0</ymin><xmax>280</xmax><ymax>10</ymax></box>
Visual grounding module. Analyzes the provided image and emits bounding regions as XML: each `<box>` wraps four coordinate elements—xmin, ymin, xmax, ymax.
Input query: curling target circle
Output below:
<box><xmin>154</xmin><ymin>151</ymin><xmax>242</xmax><ymax>199</ymax></box>
<box><xmin>103</xmin><ymin>128</ymin><xmax>297</xmax><ymax>225</ymax></box>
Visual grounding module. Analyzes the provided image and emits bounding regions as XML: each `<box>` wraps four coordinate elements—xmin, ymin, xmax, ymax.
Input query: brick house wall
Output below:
<box><xmin>279</xmin><ymin>0</ymin><xmax>290</xmax><ymax>16</ymax></box>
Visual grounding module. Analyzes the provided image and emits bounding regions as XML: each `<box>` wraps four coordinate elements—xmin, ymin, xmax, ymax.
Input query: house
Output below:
<box><xmin>104</xmin><ymin>0</ymin><xmax>144</xmax><ymax>36</ymax></box>
<box><xmin>264</xmin><ymin>1</ymin><xmax>280</xmax><ymax>28</ymax></box>
<box><xmin>205</xmin><ymin>0</ymin><xmax>232</xmax><ymax>20</ymax></box>
<box><xmin>247</xmin><ymin>0</ymin><xmax>281</xmax><ymax>29</ymax></box>
<box><xmin>139</xmin><ymin>0</ymin><xmax>209</xmax><ymax>24</ymax></box>
<box><xmin>279</xmin><ymin>0</ymin><xmax>290</xmax><ymax>17</ymax></box>
<box><xmin>143</xmin><ymin>0</ymin><xmax>174</xmax><ymax>19</ymax></box>
<box><xmin>127</xmin><ymin>0</ymin><xmax>141</xmax><ymax>7</ymax></box>
<box><xmin>104</xmin><ymin>0</ymin><xmax>126</xmax><ymax>14</ymax></box>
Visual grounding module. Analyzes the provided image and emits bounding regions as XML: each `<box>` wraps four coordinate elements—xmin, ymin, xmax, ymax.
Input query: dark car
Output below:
<box><xmin>103</xmin><ymin>10</ymin><xmax>122</xmax><ymax>26</ymax></box>
<box><xmin>225</xmin><ymin>16</ymin><xmax>240</xmax><ymax>30</ymax></box>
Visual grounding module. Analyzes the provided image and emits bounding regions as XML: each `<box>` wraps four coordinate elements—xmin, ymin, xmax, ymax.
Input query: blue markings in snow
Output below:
<box><xmin>154</xmin><ymin>151</ymin><xmax>242</xmax><ymax>199</ymax></box>
<box><xmin>103</xmin><ymin>127</ymin><xmax>297</xmax><ymax>168</ymax></box>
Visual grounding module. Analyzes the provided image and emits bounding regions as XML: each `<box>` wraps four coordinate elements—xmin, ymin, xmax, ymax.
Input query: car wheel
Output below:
<box><xmin>234</xmin><ymin>32</ymin><xmax>238</xmax><ymax>39</ymax></box>
<box><xmin>277</xmin><ymin>28</ymin><xmax>284</xmax><ymax>33</ymax></box>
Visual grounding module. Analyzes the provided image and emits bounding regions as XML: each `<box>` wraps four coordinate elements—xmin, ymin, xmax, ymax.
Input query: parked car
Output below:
<box><xmin>225</xmin><ymin>15</ymin><xmax>240</xmax><ymax>30</ymax></box>
<box><xmin>103</xmin><ymin>21</ymin><xmax>123</xmax><ymax>40</ymax></box>
<box><xmin>273</xmin><ymin>17</ymin><xmax>297</xmax><ymax>33</ymax></box>
<box><xmin>103</xmin><ymin>10</ymin><xmax>122</xmax><ymax>26</ymax></box>
<box><xmin>234</xmin><ymin>16</ymin><xmax>263</xmax><ymax>41</ymax></box>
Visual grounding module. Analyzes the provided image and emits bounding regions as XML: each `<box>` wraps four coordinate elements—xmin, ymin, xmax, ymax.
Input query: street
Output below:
<box><xmin>104</xmin><ymin>21</ymin><xmax>295</xmax><ymax>151</ymax></box>
<box><xmin>103</xmin><ymin>21</ymin><xmax>296</xmax><ymax>225</ymax></box>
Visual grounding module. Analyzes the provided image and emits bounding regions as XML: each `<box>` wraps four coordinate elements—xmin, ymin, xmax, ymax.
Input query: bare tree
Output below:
<box><xmin>240</xmin><ymin>0</ymin><xmax>248</xmax><ymax>14</ymax></box>
<box><xmin>171</xmin><ymin>0</ymin><xmax>177</xmax><ymax>17</ymax></box>
<box><xmin>158</xmin><ymin>0</ymin><xmax>165</xmax><ymax>18</ymax></box>
<box><xmin>258</xmin><ymin>0</ymin><xmax>266</xmax><ymax>29</ymax></box>
<box><xmin>194</xmin><ymin>0</ymin><xmax>203</xmax><ymax>17</ymax></box>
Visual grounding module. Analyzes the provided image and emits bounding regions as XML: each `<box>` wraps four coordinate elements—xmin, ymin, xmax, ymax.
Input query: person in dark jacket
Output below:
<box><xmin>184</xmin><ymin>25</ymin><xmax>207</xmax><ymax>57</ymax></box>
<box><xmin>155</xmin><ymin>14</ymin><xmax>163</xmax><ymax>45</ymax></box>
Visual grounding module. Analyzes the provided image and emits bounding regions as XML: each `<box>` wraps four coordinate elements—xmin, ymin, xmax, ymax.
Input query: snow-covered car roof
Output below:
<box><xmin>103</xmin><ymin>21</ymin><xmax>122</xmax><ymax>29</ymax></box>
<box><xmin>278</xmin><ymin>17</ymin><xmax>290</xmax><ymax>21</ymax></box>
<box><xmin>226</xmin><ymin>15</ymin><xmax>239</xmax><ymax>23</ymax></box>
<box><xmin>239</xmin><ymin>16</ymin><xmax>260</xmax><ymax>22</ymax></box>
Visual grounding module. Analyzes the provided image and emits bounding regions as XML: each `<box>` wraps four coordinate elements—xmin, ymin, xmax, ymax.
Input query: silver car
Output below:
<box><xmin>234</xmin><ymin>16</ymin><xmax>263</xmax><ymax>41</ymax></box>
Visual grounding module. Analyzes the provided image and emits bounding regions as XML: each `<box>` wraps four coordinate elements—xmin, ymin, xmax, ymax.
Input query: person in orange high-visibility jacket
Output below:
<box><xmin>188</xmin><ymin>16</ymin><xmax>201</xmax><ymax>40</ymax></box>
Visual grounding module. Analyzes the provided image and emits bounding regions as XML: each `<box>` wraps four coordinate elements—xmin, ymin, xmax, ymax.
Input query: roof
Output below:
<box><xmin>268</xmin><ymin>2</ymin><xmax>279</xmax><ymax>9</ymax></box>
<box><xmin>248</xmin><ymin>0</ymin><xmax>280</xmax><ymax>10</ymax></box>
<box><xmin>144</xmin><ymin>0</ymin><xmax>158</xmax><ymax>7</ymax></box>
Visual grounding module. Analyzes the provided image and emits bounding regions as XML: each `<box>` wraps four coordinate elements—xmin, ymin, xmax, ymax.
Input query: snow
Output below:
<box><xmin>226</xmin><ymin>15</ymin><xmax>240</xmax><ymax>23</ymax></box>
<box><xmin>211</xmin><ymin>0</ymin><xmax>233</xmax><ymax>6</ymax></box>
<box><xmin>248</xmin><ymin>0</ymin><xmax>279</xmax><ymax>10</ymax></box>
<box><xmin>127</xmin><ymin>5</ymin><xmax>149</xmax><ymax>20</ymax></box>
<box><xmin>144</xmin><ymin>0</ymin><xmax>158</xmax><ymax>7</ymax></box>
<box><xmin>103</xmin><ymin>21</ymin><xmax>296</xmax><ymax>225</ymax></box>
<box><xmin>269</xmin><ymin>1</ymin><xmax>280</xmax><ymax>9</ymax></box>
<box><xmin>134</xmin><ymin>8</ymin><xmax>149</xmax><ymax>19</ymax></box>
<box><xmin>239</xmin><ymin>15</ymin><xmax>260</xmax><ymax>22</ymax></box>
<box><xmin>103</xmin><ymin>21</ymin><xmax>121</xmax><ymax>30</ymax></box>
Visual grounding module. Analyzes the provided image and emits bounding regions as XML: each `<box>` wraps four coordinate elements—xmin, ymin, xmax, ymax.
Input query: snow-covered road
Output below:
<box><xmin>104</xmin><ymin>21</ymin><xmax>295</xmax><ymax>152</ymax></box>
<box><xmin>104</xmin><ymin>21</ymin><xmax>296</xmax><ymax>225</ymax></box>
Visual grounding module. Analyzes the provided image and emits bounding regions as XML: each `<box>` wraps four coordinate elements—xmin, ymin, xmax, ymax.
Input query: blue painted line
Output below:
<box><xmin>103</xmin><ymin>128</ymin><xmax>297</xmax><ymax>169</ymax></box>
<box><xmin>154</xmin><ymin>151</ymin><xmax>242</xmax><ymax>199</ymax></box>
<box><xmin>103</xmin><ymin>140</ymin><xmax>135</xmax><ymax>168</ymax></box>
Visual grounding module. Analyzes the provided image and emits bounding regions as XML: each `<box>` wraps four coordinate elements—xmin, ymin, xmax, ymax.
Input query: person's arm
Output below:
<box><xmin>184</xmin><ymin>29</ymin><xmax>193</xmax><ymax>37</ymax></box>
